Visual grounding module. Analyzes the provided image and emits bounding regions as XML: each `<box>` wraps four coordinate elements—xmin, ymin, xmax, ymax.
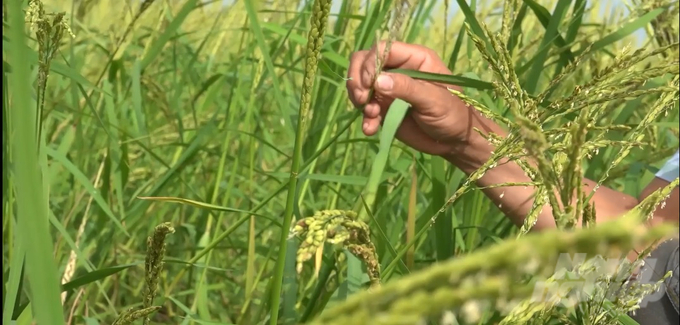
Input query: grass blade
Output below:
<box><xmin>244</xmin><ymin>0</ymin><xmax>293</xmax><ymax>131</ymax></box>
<box><xmin>61</xmin><ymin>263</ymin><xmax>142</xmax><ymax>292</ymax></box>
<box><xmin>523</xmin><ymin>0</ymin><xmax>572</xmax><ymax>94</ymax></box>
<box><xmin>137</xmin><ymin>196</ymin><xmax>276</xmax><ymax>220</ymax></box>
<box><xmin>354</xmin><ymin>99</ymin><xmax>411</xmax><ymax>217</ymax></box>
<box><xmin>140</xmin><ymin>0</ymin><xmax>199</xmax><ymax>71</ymax></box>
<box><xmin>577</xmin><ymin>7</ymin><xmax>667</xmax><ymax>55</ymax></box>
<box><xmin>2</xmin><ymin>221</ymin><xmax>24</xmax><ymax>324</ymax></box>
<box><xmin>45</xmin><ymin>146</ymin><xmax>129</xmax><ymax>236</ymax></box>
<box><xmin>6</xmin><ymin>0</ymin><xmax>65</xmax><ymax>322</ymax></box>
<box><xmin>386</xmin><ymin>68</ymin><xmax>494</xmax><ymax>89</ymax></box>
<box><xmin>522</xmin><ymin>0</ymin><xmax>576</xmax><ymax>63</ymax></box>
<box><xmin>453</xmin><ymin>0</ymin><xmax>495</xmax><ymax>59</ymax></box>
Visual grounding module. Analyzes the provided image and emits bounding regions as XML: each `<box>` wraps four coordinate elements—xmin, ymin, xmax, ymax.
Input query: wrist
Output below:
<box><xmin>439</xmin><ymin>101</ymin><xmax>508</xmax><ymax>166</ymax></box>
<box><xmin>441</xmin><ymin>117</ymin><xmax>506</xmax><ymax>172</ymax></box>
<box><xmin>440</xmin><ymin>134</ymin><xmax>494</xmax><ymax>174</ymax></box>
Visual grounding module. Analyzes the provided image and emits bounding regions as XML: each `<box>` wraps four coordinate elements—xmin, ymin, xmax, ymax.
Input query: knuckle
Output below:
<box><xmin>423</xmin><ymin>47</ymin><xmax>438</xmax><ymax>59</ymax></box>
<box><xmin>350</xmin><ymin>51</ymin><xmax>361</xmax><ymax>62</ymax></box>
<box><xmin>350</xmin><ymin>50</ymin><xmax>369</xmax><ymax>66</ymax></box>
<box><xmin>403</xmin><ymin>78</ymin><xmax>416</xmax><ymax>94</ymax></box>
<box><xmin>361</xmin><ymin>69</ymin><xmax>373</xmax><ymax>87</ymax></box>
<box><xmin>412</xmin><ymin>43</ymin><xmax>438</xmax><ymax>59</ymax></box>
<box><xmin>393</xmin><ymin>74</ymin><xmax>412</xmax><ymax>93</ymax></box>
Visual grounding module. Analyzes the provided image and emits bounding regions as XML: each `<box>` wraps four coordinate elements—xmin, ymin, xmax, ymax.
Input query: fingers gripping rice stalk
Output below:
<box><xmin>356</xmin><ymin>0</ymin><xmax>414</xmax><ymax>221</ymax></box>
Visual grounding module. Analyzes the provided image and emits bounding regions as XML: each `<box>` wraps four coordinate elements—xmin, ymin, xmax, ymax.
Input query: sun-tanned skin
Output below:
<box><xmin>346</xmin><ymin>41</ymin><xmax>679</xmax><ymax>237</ymax></box>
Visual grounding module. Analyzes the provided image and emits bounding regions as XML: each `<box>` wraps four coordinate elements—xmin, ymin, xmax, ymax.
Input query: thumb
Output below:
<box><xmin>373</xmin><ymin>73</ymin><xmax>436</xmax><ymax>109</ymax></box>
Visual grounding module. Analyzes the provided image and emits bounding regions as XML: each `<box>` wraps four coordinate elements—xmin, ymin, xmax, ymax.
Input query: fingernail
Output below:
<box><xmin>376</xmin><ymin>74</ymin><xmax>393</xmax><ymax>91</ymax></box>
<box><xmin>362</xmin><ymin>122</ymin><xmax>369</xmax><ymax>132</ymax></box>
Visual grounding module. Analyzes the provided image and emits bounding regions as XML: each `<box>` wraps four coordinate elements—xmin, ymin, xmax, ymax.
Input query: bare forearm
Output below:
<box><xmin>442</xmin><ymin>121</ymin><xmax>639</xmax><ymax>231</ymax></box>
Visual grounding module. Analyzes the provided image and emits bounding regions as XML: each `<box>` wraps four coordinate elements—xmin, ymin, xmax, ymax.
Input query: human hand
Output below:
<box><xmin>346</xmin><ymin>41</ymin><xmax>486</xmax><ymax>157</ymax></box>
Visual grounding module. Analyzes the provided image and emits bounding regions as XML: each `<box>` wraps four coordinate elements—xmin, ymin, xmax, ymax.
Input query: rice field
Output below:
<box><xmin>2</xmin><ymin>0</ymin><xmax>679</xmax><ymax>324</ymax></box>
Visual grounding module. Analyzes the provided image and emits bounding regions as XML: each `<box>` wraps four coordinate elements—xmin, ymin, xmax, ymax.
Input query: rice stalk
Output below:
<box><xmin>25</xmin><ymin>0</ymin><xmax>74</xmax><ymax>148</ymax></box>
<box><xmin>270</xmin><ymin>0</ymin><xmax>332</xmax><ymax>323</ymax></box>
<box><xmin>110</xmin><ymin>222</ymin><xmax>174</xmax><ymax>325</ymax></box>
